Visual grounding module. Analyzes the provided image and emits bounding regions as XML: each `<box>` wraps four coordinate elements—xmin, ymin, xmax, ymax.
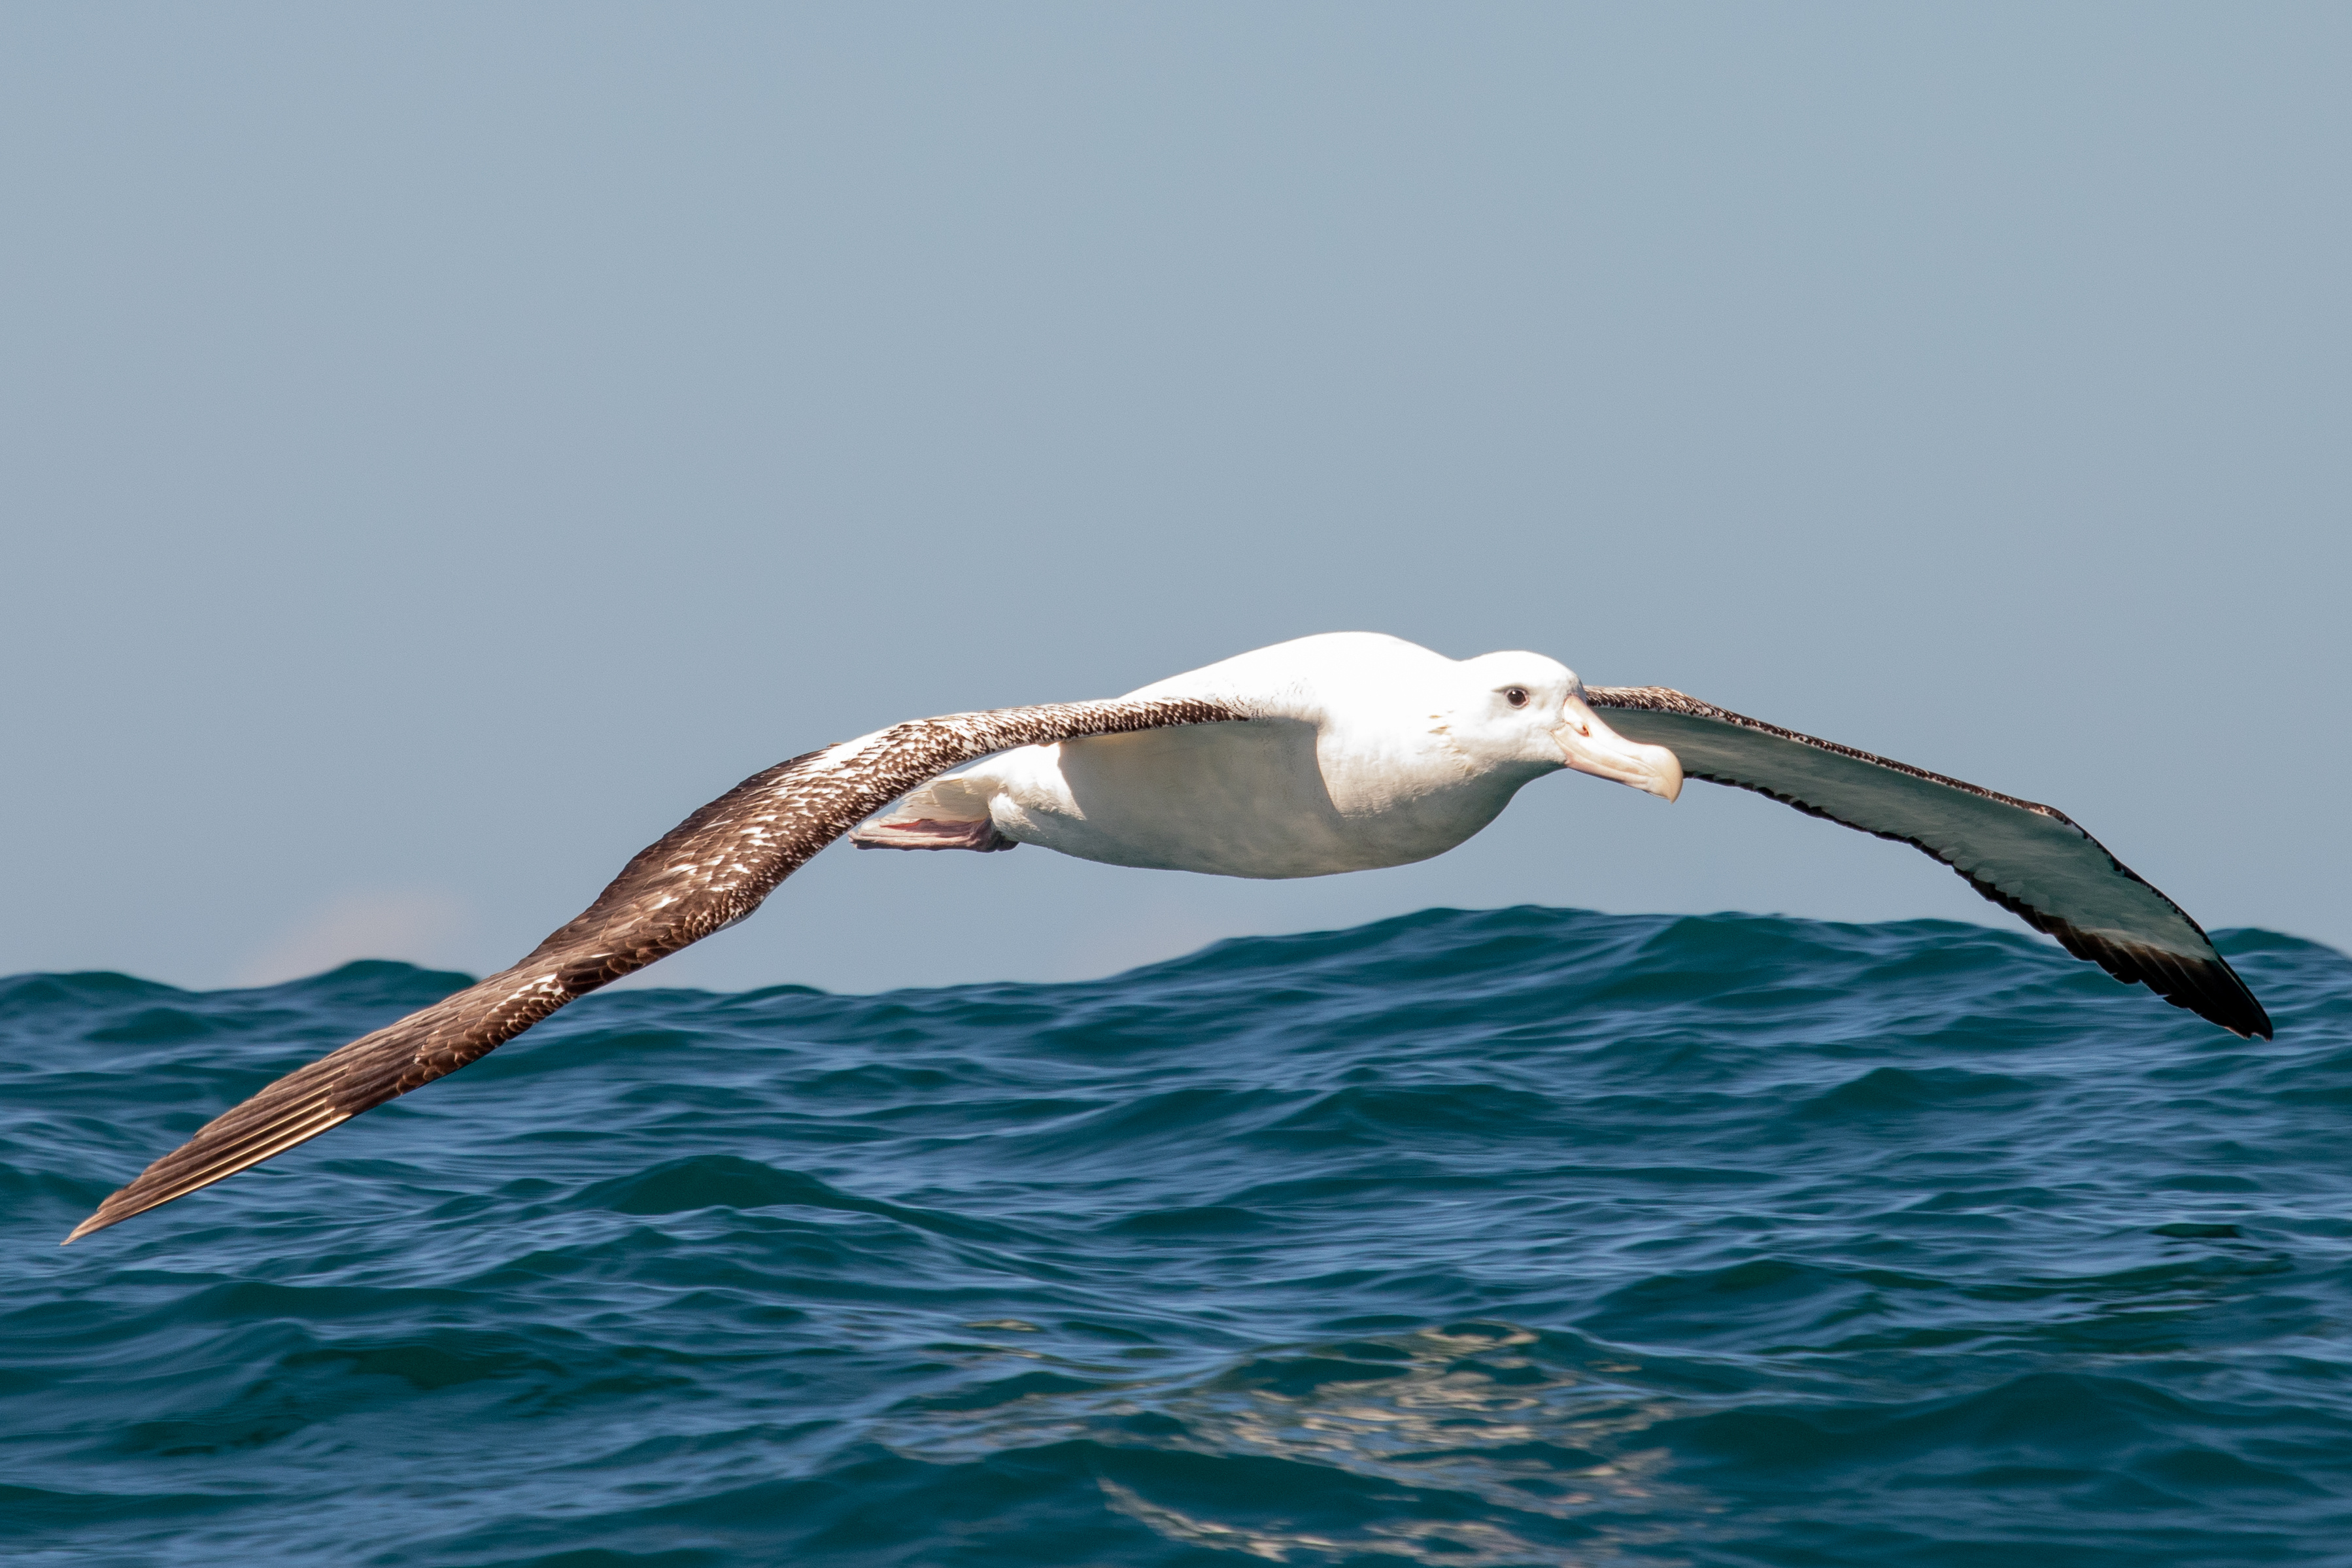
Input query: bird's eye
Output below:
<box><xmin>1503</xmin><ymin>687</ymin><xmax>1529</xmax><ymax>708</ymax></box>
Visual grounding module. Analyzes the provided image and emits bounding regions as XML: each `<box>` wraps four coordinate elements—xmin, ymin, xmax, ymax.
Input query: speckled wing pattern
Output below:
<box><xmin>66</xmin><ymin>697</ymin><xmax>1242</xmax><ymax>1243</ymax></box>
<box><xmin>1586</xmin><ymin>685</ymin><xmax>2271</xmax><ymax>1039</ymax></box>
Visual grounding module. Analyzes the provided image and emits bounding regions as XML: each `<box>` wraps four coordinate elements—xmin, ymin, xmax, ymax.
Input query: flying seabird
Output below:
<box><xmin>65</xmin><ymin>632</ymin><xmax>2270</xmax><ymax>1243</ymax></box>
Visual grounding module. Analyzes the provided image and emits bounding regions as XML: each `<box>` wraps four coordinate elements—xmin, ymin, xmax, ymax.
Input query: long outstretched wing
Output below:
<box><xmin>66</xmin><ymin>696</ymin><xmax>1242</xmax><ymax>1242</ymax></box>
<box><xmin>1586</xmin><ymin>686</ymin><xmax>2270</xmax><ymax>1038</ymax></box>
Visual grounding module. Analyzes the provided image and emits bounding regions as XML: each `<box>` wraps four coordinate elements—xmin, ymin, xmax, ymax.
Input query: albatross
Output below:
<box><xmin>65</xmin><ymin>632</ymin><xmax>2270</xmax><ymax>1243</ymax></box>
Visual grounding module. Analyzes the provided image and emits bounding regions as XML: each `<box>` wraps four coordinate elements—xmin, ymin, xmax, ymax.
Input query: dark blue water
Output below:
<box><xmin>9</xmin><ymin>907</ymin><xmax>2352</xmax><ymax>1567</ymax></box>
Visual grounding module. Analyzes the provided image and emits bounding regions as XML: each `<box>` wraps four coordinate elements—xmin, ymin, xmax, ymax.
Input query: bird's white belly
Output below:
<box><xmin>984</xmin><ymin>719</ymin><xmax>1548</xmax><ymax>879</ymax></box>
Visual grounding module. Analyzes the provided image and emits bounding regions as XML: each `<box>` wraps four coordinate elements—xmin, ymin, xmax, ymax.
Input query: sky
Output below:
<box><xmin>3</xmin><ymin>5</ymin><xmax>2345</xmax><ymax>996</ymax></box>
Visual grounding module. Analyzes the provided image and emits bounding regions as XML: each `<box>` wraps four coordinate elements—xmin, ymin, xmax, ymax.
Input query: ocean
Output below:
<box><xmin>7</xmin><ymin>906</ymin><xmax>2352</xmax><ymax>1567</ymax></box>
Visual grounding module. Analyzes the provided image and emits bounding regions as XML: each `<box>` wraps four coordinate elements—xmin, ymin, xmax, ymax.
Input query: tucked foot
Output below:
<box><xmin>849</xmin><ymin>816</ymin><xmax>1019</xmax><ymax>852</ymax></box>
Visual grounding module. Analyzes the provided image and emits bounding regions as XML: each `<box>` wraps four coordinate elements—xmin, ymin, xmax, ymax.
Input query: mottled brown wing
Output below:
<box><xmin>66</xmin><ymin>697</ymin><xmax>1242</xmax><ymax>1243</ymax></box>
<box><xmin>1587</xmin><ymin>685</ymin><xmax>2270</xmax><ymax>1038</ymax></box>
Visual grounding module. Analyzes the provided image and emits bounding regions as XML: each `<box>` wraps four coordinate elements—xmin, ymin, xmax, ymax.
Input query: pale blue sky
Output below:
<box><xmin>3</xmin><ymin>5</ymin><xmax>2345</xmax><ymax>994</ymax></box>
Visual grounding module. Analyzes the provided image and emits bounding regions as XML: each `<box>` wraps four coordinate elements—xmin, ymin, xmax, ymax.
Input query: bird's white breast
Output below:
<box><xmin>980</xmin><ymin>719</ymin><xmax>1550</xmax><ymax>880</ymax></box>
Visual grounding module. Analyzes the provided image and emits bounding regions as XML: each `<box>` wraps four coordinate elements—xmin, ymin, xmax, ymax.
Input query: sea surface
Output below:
<box><xmin>8</xmin><ymin>906</ymin><xmax>2352</xmax><ymax>1567</ymax></box>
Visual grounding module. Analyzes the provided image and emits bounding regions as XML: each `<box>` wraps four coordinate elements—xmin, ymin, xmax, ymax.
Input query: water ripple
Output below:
<box><xmin>5</xmin><ymin>907</ymin><xmax>2351</xmax><ymax>1565</ymax></box>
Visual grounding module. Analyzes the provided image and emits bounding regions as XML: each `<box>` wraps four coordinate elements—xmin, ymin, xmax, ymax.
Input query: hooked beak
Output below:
<box><xmin>1554</xmin><ymin>696</ymin><xmax>1683</xmax><ymax>802</ymax></box>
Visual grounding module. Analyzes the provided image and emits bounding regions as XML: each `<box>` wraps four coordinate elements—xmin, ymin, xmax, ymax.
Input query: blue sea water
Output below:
<box><xmin>8</xmin><ymin>906</ymin><xmax>2352</xmax><ymax>1567</ymax></box>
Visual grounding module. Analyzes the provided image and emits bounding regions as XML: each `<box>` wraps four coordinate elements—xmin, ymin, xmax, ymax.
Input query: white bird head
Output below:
<box><xmin>1454</xmin><ymin>651</ymin><xmax>1684</xmax><ymax>801</ymax></box>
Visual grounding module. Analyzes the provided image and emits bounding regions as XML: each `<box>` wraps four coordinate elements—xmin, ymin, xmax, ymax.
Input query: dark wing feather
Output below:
<box><xmin>66</xmin><ymin>697</ymin><xmax>1242</xmax><ymax>1242</ymax></box>
<box><xmin>1587</xmin><ymin>686</ymin><xmax>2270</xmax><ymax>1039</ymax></box>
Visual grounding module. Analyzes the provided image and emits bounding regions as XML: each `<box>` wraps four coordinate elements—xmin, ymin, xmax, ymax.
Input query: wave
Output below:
<box><xmin>5</xmin><ymin>908</ymin><xmax>2351</xmax><ymax>1564</ymax></box>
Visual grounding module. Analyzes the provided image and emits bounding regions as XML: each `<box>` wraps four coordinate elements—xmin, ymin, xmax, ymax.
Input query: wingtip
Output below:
<box><xmin>63</xmin><ymin>1187</ymin><xmax>148</xmax><ymax>1242</ymax></box>
<box><xmin>2221</xmin><ymin>993</ymin><xmax>2275</xmax><ymax>1042</ymax></box>
<box><xmin>2156</xmin><ymin>952</ymin><xmax>2274</xmax><ymax>1042</ymax></box>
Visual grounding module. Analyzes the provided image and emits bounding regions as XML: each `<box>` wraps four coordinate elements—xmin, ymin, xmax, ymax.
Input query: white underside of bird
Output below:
<box><xmin>850</xmin><ymin>632</ymin><xmax>1681</xmax><ymax>878</ymax></box>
